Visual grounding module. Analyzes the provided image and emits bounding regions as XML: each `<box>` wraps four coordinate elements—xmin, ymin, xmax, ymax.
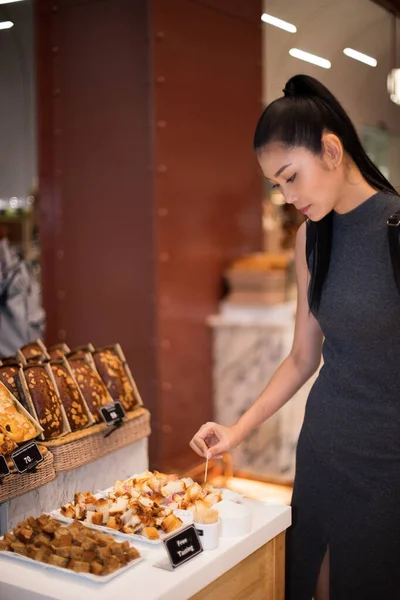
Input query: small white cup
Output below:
<box><xmin>195</xmin><ymin>520</ymin><xmax>219</xmax><ymax>551</ymax></box>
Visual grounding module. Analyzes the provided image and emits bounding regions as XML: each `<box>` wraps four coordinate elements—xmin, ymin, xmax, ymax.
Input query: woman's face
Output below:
<box><xmin>258</xmin><ymin>140</ymin><xmax>344</xmax><ymax>222</ymax></box>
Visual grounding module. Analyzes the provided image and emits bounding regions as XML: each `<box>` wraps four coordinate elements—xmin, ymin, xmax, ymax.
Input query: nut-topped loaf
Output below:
<box><xmin>21</xmin><ymin>365</ymin><xmax>64</xmax><ymax>439</ymax></box>
<box><xmin>0</xmin><ymin>363</ymin><xmax>23</xmax><ymax>405</ymax></box>
<box><xmin>47</xmin><ymin>344</ymin><xmax>70</xmax><ymax>361</ymax></box>
<box><xmin>92</xmin><ymin>347</ymin><xmax>137</xmax><ymax>412</ymax></box>
<box><xmin>50</xmin><ymin>360</ymin><xmax>90</xmax><ymax>432</ymax></box>
<box><xmin>20</xmin><ymin>341</ymin><xmax>49</xmax><ymax>363</ymax></box>
<box><xmin>0</xmin><ymin>381</ymin><xmax>37</xmax><ymax>443</ymax></box>
<box><xmin>68</xmin><ymin>356</ymin><xmax>111</xmax><ymax>423</ymax></box>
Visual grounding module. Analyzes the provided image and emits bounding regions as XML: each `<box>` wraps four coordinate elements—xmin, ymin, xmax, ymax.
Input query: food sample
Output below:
<box><xmin>0</xmin><ymin>514</ymin><xmax>140</xmax><ymax>576</ymax></box>
<box><xmin>61</xmin><ymin>489</ymin><xmax>183</xmax><ymax>540</ymax></box>
<box><xmin>114</xmin><ymin>470</ymin><xmax>223</xmax><ymax>511</ymax></box>
<box><xmin>50</xmin><ymin>360</ymin><xmax>90</xmax><ymax>432</ymax></box>
<box><xmin>21</xmin><ymin>365</ymin><xmax>64</xmax><ymax>439</ymax></box>
<box><xmin>0</xmin><ymin>381</ymin><xmax>37</xmax><ymax>443</ymax></box>
<box><xmin>47</xmin><ymin>344</ymin><xmax>71</xmax><ymax>360</ymax></box>
<box><xmin>67</xmin><ymin>357</ymin><xmax>111</xmax><ymax>422</ymax></box>
<box><xmin>92</xmin><ymin>347</ymin><xmax>137</xmax><ymax>412</ymax></box>
<box><xmin>0</xmin><ymin>363</ymin><xmax>24</xmax><ymax>405</ymax></box>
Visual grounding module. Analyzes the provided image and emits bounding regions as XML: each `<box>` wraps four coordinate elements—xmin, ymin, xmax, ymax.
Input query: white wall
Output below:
<box><xmin>0</xmin><ymin>0</ymin><xmax>36</xmax><ymax>199</ymax></box>
<box><xmin>263</xmin><ymin>0</ymin><xmax>400</xmax><ymax>186</ymax></box>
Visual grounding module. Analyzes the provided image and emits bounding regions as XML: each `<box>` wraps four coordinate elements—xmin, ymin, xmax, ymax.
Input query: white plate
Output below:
<box><xmin>50</xmin><ymin>510</ymin><xmax>187</xmax><ymax>546</ymax></box>
<box><xmin>0</xmin><ymin>548</ymin><xmax>143</xmax><ymax>583</ymax></box>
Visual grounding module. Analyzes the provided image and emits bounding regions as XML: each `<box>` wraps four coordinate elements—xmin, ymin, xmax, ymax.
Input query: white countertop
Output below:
<box><xmin>0</xmin><ymin>499</ymin><xmax>291</xmax><ymax>600</ymax></box>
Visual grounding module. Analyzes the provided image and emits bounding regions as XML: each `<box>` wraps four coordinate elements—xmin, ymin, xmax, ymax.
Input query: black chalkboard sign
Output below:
<box><xmin>11</xmin><ymin>441</ymin><xmax>43</xmax><ymax>474</ymax></box>
<box><xmin>100</xmin><ymin>401</ymin><xmax>126</xmax><ymax>426</ymax></box>
<box><xmin>163</xmin><ymin>525</ymin><xmax>203</xmax><ymax>569</ymax></box>
<box><xmin>0</xmin><ymin>454</ymin><xmax>9</xmax><ymax>478</ymax></box>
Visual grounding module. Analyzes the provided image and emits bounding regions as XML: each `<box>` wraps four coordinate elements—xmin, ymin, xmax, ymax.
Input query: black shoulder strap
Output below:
<box><xmin>305</xmin><ymin>219</ymin><xmax>317</xmax><ymax>265</ymax></box>
<box><xmin>387</xmin><ymin>213</ymin><xmax>400</xmax><ymax>294</ymax></box>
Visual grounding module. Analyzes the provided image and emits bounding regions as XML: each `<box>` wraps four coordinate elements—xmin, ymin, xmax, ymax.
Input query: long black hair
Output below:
<box><xmin>253</xmin><ymin>74</ymin><xmax>398</xmax><ymax>313</ymax></box>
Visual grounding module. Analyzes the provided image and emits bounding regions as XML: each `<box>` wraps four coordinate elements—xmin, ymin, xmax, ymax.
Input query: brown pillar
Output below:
<box><xmin>36</xmin><ymin>0</ymin><xmax>262</xmax><ymax>472</ymax></box>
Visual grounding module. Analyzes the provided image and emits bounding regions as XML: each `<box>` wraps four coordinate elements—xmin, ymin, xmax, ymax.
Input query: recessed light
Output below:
<box><xmin>261</xmin><ymin>13</ymin><xmax>297</xmax><ymax>34</ymax></box>
<box><xmin>289</xmin><ymin>48</ymin><xmax>331</xmax><ymax>69</ymax></box>
<box><xmin>0</xmin><ymin>21</ymin><xmax>13</xmax><ymax>30</ymax></box>
<box><xmin>343</xmin><ymin>48</ymin><xmax>377</xmax><ymax>67</ymax></box>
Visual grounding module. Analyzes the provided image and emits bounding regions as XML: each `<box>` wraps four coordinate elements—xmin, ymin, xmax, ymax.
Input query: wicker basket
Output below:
<box><xmin>0</xmin><ymin>447</ymin><xmax>56</xmax><ymax>503</ymax></box>
<box><xmin>42</xmin><ymin>408</ymin><xmax>151</xmax><ymax>472</ymax></box>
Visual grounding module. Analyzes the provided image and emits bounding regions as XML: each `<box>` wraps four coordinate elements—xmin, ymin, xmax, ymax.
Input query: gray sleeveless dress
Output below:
<box><xmin>286</xmin><ymin>191</ymin><xmax>400</xmax><ymax>600</ymax></box>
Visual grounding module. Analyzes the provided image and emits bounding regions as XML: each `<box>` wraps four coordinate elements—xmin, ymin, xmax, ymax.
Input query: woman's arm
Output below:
<box><xmin>190</xmin><ymin>222</ymin><xmax>323</xmax><ymax>459</ymax></box>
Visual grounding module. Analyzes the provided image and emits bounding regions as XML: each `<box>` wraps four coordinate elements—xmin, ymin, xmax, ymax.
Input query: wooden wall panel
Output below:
<box><xmin>35</xmin><ymin>0</ymin><xmax>159</xmax><ymax>458</ymax></box>
<box><xmin>36</xmin><ymin>0</ymin><xmax>262</xmax><ymax>471</ymax></box>
<box><xmin>152</xmin><ymin>0</ymin><xmax>263</xmax><ymax>470</ymax></box>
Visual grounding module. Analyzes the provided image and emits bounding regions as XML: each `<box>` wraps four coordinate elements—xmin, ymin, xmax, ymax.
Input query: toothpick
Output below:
<box><xmin>204</xmin><ymin>456</ymin><xmax>209</xmax><ymax>484</ymax></box>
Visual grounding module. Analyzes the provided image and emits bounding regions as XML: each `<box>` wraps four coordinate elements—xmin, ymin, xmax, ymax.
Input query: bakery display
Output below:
<box><xmin>18</xmin><ymin>364</ymin><xmax>67</xmax><ymax>439</ymax></box>
<box><xmin>0</xmin><ymin>514</ymin><xmax>141</xmax><ymax>576</ymax></box>
<box><xmin>92</xmin><ymin>346</ymin><xmax>139</xmax><ymax>412</ymax></box>
<box><xmin>0</xmin><ymin>381</ymin><xmax>39</xmax><ymax>445</ymax></box>
<box><xmin>50</xmin><ymin>358</ymin><xmax>92</xmax><ymax>432</ymax></box>
<box><xmin>60</xmin><ymin>487</ymin><xmax>183</xmax><ymax>540</ymax></box>
<box><xmin>67</xmin><ymin>355</ymin><xmax>113</xmax><ymax>423</ymax></box>
<box><xmin>0</xmin><ymin>340</ymin><xmax>143</xmax><ymax>454</ymax></box>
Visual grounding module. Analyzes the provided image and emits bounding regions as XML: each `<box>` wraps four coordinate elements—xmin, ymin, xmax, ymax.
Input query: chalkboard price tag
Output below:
<box><xmin>0</xmin><ymin>454</ymin><xmax>10</xmax><ymax>478</ymax></box>
<box><xmin>163</xmin><ymin>525</ymin><xmax>203</xmax><ymax>569</ymax></box>
<box><xmin>11</xmin><ymin>441</ymin><xmax>43</xmax><ymax>474</ymax></box>
<box><xmin>100</xmin><ymin>401</ymin><xmax>126</xmax><ymax>427</ymax></box>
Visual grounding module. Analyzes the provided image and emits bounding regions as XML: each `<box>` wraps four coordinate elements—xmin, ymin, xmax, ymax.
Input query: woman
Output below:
<box><xmin>190</xmin><ymin>74</ymin><xmax>400</xmax><ymax>600</ymax></box>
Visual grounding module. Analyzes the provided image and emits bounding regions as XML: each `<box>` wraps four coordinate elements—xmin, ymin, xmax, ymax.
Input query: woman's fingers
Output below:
<box><xmin>189</xmin><ymin>435</ymin><xmax>208</xmax><ymax>457</ymax></box>
<box><xmin>190</xmin><ymin>422</ymin><xmax>220</xmax><ymax>458</ymax></box>
<box><xmin>190</xmin><ymin>422</ymin><xmax>231</xmax><ymax>459</ymax></box>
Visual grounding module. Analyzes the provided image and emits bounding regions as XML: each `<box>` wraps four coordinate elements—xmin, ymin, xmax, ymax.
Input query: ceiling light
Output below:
<box><xmin>343</xmin><ymin>48</ymin><xmax>377</xmax><ymax>67</ymax></box>
<box><xmin>0</xmin><ymin>21</ymin><xmax>13</xmax><ymax>29</ymax></box>
<box><xmin>261</xmin><ymin>13</ymin><xmax>296</xmax><ymax>34</ymax></box>
<box><xmin>289</xmin><ymin>48</ymin><xmax>331</xmax><ymax>69</ymax></box>
<box><xmin>0</xmin><ymin>0</ymin><xmax>26</xmax><ymax>4</ymax></box>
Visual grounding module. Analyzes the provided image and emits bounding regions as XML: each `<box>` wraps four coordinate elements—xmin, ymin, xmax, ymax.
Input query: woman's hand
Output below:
<box><xmin>190</xmin><ymin>422</ymin><xmax>241</xmax><ymax>459</ymax></box>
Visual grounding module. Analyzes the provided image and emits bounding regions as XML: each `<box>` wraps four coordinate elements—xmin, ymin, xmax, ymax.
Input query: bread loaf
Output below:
<box><xmin>20</xmin><ymin>341</ymin><xmax>48</xmax><ymax>362</ymax></box>
<box><xmin>93</xmin><ymin>348</ymin><xmax>137</xmax><ymax>411</ymax></box>
<box><xmin>50</xmin><ymin>360</ymin><xmax>90</xmax><ymax>431</ymax></box>
<box><xmin>1</xmin><ymin>356</ymin><xmax>20</xmax><ymax>366</ymax></box>
<box><xmin>0</xmin><ymin>381</ymin><xmax>37</xmax><ymax>443</ymax></box>
<box><xmin>0</xmin><ymin>364</ymin><xmax>24</xmax><ymax>405</ymax></box>
<box><xmin>68</xmin><ymin>357</ymin><xmax>111</xmax><ymax>423</ymax></box>
<box><xmin>47</xmin><ymin>344</ymin><xmax>70</xmax><ymax>361</ymax></box>
<box><xmin>22</xmin><ymin>365</ymin><xmax>64</xmax><ymax>439</ymax></box>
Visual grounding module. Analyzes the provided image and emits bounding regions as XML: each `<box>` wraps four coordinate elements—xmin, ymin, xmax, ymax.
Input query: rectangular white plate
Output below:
<box><xmin>50</xmin><ymin>509</ymin><xmax>191</xmax><ymax>546</ymax></box>
<box><xmin>0</xmin><ymin>548</ymin><xmax>143</xmax><ymax>583</ymax></box>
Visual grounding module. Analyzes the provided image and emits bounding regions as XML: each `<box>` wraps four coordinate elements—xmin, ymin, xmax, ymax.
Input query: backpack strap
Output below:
<box><xmin>387</xmin><ymin>212</ymin><xmax>400</xmax><ymax>294</ymax></box>
<box><xmin>0</xmin><ymin>258</ymin><xmax>23</xmax><ymax>307</ymax></box>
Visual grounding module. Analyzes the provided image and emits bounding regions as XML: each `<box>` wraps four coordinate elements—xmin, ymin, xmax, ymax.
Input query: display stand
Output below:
<box><xmin>0</xmin><ymin>435</ymin><xmax>149</xmax><ymax>534</ymax></box>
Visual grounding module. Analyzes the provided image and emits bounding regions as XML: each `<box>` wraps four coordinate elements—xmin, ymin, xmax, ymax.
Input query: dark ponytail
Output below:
<box><xmin>253</xmin><ymin>74</ymin><xmax>398</xmax><ymax>313</ymax></box>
